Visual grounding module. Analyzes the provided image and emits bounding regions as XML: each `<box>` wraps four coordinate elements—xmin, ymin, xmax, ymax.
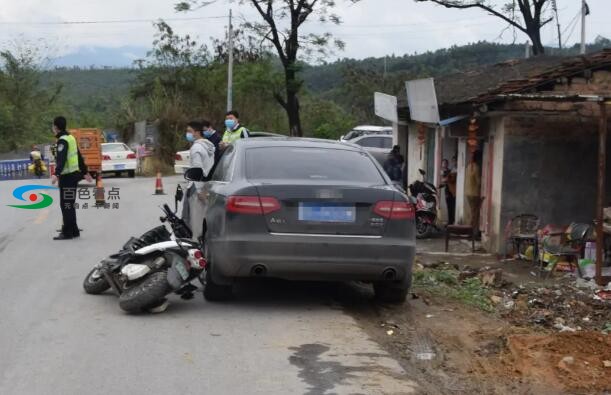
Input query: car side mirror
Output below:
<box><xmin>184</xmin><ymin>167</ymin><xmax>208</xmax><ymax>182</ymax></box>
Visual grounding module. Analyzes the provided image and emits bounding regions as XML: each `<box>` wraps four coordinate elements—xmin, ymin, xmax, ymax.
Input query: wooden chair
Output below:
<box><xmin>508</xmin><ymin>214</ymin><xmax>540</xmax><ymax>262</ymax></box>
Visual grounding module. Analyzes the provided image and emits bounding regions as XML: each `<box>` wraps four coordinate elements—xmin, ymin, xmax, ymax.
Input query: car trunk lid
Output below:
<box><xmin>254</xmin><ymin>183</ymin><xmax>396</xmax><ymax>236</ymax></box>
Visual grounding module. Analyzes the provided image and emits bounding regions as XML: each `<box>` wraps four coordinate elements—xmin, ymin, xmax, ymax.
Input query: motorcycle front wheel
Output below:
<box><xmin>415</xmin><ymin>216</ymin><xmax>433</xmax><ymax>239</ymax></box>
<box><xmin>83</xmin><ymin>267</ymin><xmax>111</xmax><ymax>295</ymax></box>
<box><xmin>119</xmin><ymin>271</ymin><xmax>170</xmax><ymax>313</ymax></box>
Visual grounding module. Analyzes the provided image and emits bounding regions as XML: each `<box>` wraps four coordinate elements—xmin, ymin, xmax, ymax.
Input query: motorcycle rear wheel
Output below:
<box><xmin>119</xmin><ymin>271</ymin><xmax>170</xmax><ymax>313</ymax></box>
<box><xmin>416</xmin><ymin>216</ymin><xmax>433</xmax><ymax>239</ymax></box>
<box><xmin>83</xmin><ymin>268</ymin><xmax>111</xmax><ymax>295</ymax></box>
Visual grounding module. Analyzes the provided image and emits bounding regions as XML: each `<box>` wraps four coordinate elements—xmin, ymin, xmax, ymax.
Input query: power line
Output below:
<box><xmin>0</xmin><ymin>16</ymin><xmax>228</xmax><ymax>26</ymax></box>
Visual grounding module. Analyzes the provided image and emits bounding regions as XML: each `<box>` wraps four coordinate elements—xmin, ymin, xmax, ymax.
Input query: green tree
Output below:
<box><xmin>0</xmin><ymin>46</ymin><xmax>62</xmax><ymax>151</ymax></box>
<box><xmin>415</xmin><ymin>0</ymin><xmax>553</xmax><ymax>55</ymax></box>
<box><xmin>177</xmin><ymin>0</ymin><xmax>357</xmax><ymax>137</ymax></box>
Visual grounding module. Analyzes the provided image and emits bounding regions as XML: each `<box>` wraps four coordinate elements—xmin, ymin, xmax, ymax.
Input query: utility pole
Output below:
<box><xmin>524</xmin><ymin>42</ymin><xmax>530</xmax><ymax>59</ymax></box>
<box><xmin>581</xmin><ymin>0</ymin><xmax>587</xmax><ymax>55</ymax></box>
<box><xmin>552</xmin><ymin>0</ymin><xmax>562</xmax><ymax>49</ymax></box>
<box><xmin>227</xmin><ymin>8</ymin><xmax>234</xmax><ymax>112</ymax></box>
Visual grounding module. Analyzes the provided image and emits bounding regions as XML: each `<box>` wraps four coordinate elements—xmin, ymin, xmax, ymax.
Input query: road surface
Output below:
<box><xmin>0</xmin><ymin>176</ymin><xmax>418</xmax><ymax>395</ymax></box>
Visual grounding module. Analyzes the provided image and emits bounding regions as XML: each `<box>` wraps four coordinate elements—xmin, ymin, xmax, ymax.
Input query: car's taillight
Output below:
<box><xmin>374</xmin><ymin>201</ymin><xmax>415</xmax><ymax>220</ymax></box>
<box><xmin>175</xmin><ymin>154</ymin><xmax>183</xmax><ymax>161</ymax></box>
<box><xmin>127</xmin><ymin>153</ymin><xmax>137</xmax><ymax>159</ymax></box>
<box><xmin>102</xmin><ymin>155</ymin><xmax>111</xmax><ymax>161</ymax></box>
<box><xmin>226</xmin><ymin>196</ymin><xmax>281</xmax><ymax>215</ymax></box>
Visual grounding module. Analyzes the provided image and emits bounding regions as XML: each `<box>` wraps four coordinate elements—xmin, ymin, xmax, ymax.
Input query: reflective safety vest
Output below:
<box><xmin>222</xmin><ymin>126</ymin><xmax>248</xmax><ymax>144</ymax></box>
<box><xmin>59</xmin><ymin>134</ymin><xmax>79</xmax><ymax>175</ymax></box>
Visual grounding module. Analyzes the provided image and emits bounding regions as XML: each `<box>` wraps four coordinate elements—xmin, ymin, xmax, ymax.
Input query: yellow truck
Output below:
<box><xmin>69</xmin><ymin>128</ymin><xmax>104</xmax><ymax>178</ymax></box>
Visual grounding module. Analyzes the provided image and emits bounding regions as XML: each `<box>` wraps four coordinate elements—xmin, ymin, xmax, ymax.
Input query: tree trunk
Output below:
<box><xmin>285</xmin><ymin>90</ymin><xmax>302</xmax><ymax>137</ymax></box>
<box><xmin>528</xmin><ymin>27</ymin><xmax>545</xmax><ymax>55</ymax></box>
<box><xmin>284</xmin><ymin>65</ymin><xmax>303</xmax><ymax>137</ymax></box>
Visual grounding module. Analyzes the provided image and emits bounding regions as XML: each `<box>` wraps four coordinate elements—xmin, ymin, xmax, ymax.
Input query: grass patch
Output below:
<box><xmin>413</xmin><ymin>269</ymin><xmax>494</xmax><ymax>313</ymax></box>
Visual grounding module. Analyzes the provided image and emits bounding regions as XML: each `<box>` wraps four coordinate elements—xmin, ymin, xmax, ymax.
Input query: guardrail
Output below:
<box><xmin>0</xmin><ymin>159</ymin><xmax>51</xmax><ymax>181</ymax></box>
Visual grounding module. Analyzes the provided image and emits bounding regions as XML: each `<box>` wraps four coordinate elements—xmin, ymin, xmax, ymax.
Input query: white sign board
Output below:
<box><xmin>374</xmin><ymin>92</ymin><xmax>398</xmax><ymax>123</ymax></box>
<box><xmin>406</xmin><ymin>78</ymin><xmax>440</xmax><ymax>124</ymax></box>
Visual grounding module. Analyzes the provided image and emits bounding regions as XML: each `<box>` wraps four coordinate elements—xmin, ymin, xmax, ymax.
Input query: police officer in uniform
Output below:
<box><xmin>51</xmin><ymin>116</ymin><xmax>93</xmax><ymax>240</ymax></box>
<box><xmin>219</xmin><ymin>110</ymin><xmax>249</xmax><ymax>151</ymax></box>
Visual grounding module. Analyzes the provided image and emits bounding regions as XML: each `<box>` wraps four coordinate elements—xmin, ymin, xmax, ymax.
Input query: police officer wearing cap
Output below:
<box><xmin>51</xmin><ymin>116</ymin><xmax>93</xmax><ymax>240</ymax></box>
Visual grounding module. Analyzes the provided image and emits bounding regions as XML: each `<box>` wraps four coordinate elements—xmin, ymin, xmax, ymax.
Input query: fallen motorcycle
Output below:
<box><xmin>83</xmin><ymin>186</ymin><xmax>207</xmax><ymax>313</ymax></box>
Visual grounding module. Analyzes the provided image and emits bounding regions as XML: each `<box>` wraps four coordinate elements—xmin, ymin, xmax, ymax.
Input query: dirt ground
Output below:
<box><xmin>342</xmin><ymin>243</ymin><xmax>611</xmax><ymax>395</ymax></box>
<box><xmin>346</xmin><ymin>292</ymin><xmax>610</xmax><ymax>395</ymax></box>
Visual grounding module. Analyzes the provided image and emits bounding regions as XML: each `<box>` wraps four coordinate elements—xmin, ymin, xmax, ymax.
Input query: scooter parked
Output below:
<box><xmin>408</xmin><ymin>169</ymin><xmax>439</xmax><ymax>239</ymax></box>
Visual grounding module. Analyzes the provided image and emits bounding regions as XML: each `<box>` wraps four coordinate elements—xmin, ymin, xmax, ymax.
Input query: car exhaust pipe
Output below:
<box><xmin>251</xmin><ymin>265</ymin><xmax>267</xmax><ymax>277</ymax></box>
<box><xmin>382</xmin><ymin>268</ymin><xmax>397</xmax><ymax>281</ymax></box>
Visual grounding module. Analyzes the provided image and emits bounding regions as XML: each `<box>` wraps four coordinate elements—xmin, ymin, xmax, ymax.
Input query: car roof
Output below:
<box><xmin>236</xmin><ymin>137</ymin><xmax>365</xmax><ymax>151</ymax></box>
<box><xmin>351</xmin><ymin>125</ymin><xmax>392</xmax><ymax>131</ymax></box>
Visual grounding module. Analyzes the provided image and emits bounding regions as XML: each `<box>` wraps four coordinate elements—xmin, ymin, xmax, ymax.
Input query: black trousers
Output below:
<box><xmin>59</xmin><ymin>172</ymin><xmax>81</xmax><ymax>236</ymax></box>
<box><xmin>446</xmin><ymin>192</ymin><xmax>456</xmax><ymax>225</ymax></box>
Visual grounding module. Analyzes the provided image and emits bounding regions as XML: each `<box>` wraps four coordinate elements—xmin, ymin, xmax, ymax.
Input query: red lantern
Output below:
<box><xmin>467</xmin><ymin>118</ymin><xmax>479</xmax><ymax>153</ymax></box>
<box><xmin>417</xmin><ymin>123</ymin><xmax>426</xmax><ymax>146</ymax></box>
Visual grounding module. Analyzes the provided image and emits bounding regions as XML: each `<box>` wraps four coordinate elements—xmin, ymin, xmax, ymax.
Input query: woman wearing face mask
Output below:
<box><xmin>182</xmin><ymin>121</ymin><xmax>215</xmax><ymax>241</ymax></box>
<box><xmin>219</xmin><ymin>110</ymin><xmax>249</xmax><ymax>150</ymax></box>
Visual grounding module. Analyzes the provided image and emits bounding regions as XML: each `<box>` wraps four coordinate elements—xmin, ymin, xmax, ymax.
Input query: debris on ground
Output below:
<box><xmin>414</xmin><ymin>262</ymin><xmax>611</xmax><ymax>333</ymax></box>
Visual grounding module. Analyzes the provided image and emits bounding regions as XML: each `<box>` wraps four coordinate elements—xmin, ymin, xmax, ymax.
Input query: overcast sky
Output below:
<box><xmin>1</xmin><ymin>0</ymin><xmax>610</xmax><ymax>63</ymax></box>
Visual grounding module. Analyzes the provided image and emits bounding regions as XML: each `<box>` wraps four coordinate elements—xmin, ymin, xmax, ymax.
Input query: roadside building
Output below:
<box><xmin>390</xmin><ymin>49</ymin><xmax>611</xmax><ymax>255</ymax></box>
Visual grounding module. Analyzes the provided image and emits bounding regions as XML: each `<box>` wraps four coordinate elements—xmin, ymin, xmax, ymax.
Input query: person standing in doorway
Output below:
<box><xmin>219</xmin><ymin>110</ymin><xmax>249</xmax><ymax>151</ymax></box>
<box><xmin>441</xmin><ymin>159</ymin><xmax>456</xmax><ymax>225</ymax></box>
<box><xmin>51</xmin><ymin>116</ymin><xmax>93</xmax><ymax>240</ymax></box>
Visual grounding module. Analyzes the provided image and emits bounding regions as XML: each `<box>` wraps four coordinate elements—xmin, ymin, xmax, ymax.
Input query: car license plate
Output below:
<box><xmin>114</xmin><ymin>164</ymin><xmax>126</xmax><ymax>170</ymax></box>
<box><xmin>298</xmin><ymin>202</ymin><xmax>356</xmax><ymax>223</ymax></box>
<box><xmin>175</xmin><ymin>261</ymin><xmax>189</xmax><ymax>280</ymax></box>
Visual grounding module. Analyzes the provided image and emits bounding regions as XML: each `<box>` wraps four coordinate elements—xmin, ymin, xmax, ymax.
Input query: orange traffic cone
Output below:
<box><xmin>95</xmin><ymin>174</ymin><xmax>105</xmax><ymax>206</ymax></box>
<box><xmin>154</xmin><ymin>171</ymin><xmax>165</xmax><ymax>195</ymax></box>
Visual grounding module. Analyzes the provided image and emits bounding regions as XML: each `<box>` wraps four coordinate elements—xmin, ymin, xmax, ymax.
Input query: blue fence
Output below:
<box><xmin>0</xmin><ymin>159</ymin><xmax>51</xmax><ymax>181</ymax></box>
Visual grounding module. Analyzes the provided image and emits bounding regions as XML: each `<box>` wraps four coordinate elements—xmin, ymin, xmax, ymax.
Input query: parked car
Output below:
<box><xmin>174</xmin><ymin>150</ymin><xmax>191</xmax><ymax>174</ymax></box>
<box><xmin>340</xmin><ymin>125</ymin><xmax>392</xmax><ymax>142</ymax></box>
<box><xmin>185</xmin><ymin>137</ymin><xmax>415</xmax><ymax>303</ymax></box>
<box><xmin>101</xmin><ymin>143</ymin><xmax>137</xmax><ymax>177</ymax></box>
<box><xmin>344</xmin><ymin>134</ymin><xmax>394</xmax><ymax>165</ymax></box>
<box><xmin>174</xmin><ymin>131</ymin><xmax>285</xmax><ymax>174</ymax></box>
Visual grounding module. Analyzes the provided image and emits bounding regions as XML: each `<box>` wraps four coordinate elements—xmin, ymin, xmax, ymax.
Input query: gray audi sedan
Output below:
<box><xmin>188</xmin><ymin>137</ymin><xmax>415</xmax><ymax>303</ymax></box>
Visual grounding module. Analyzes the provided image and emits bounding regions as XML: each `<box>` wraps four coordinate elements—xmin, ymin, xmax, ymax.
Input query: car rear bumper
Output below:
<box><xmin>174</xmin><ymin>164</ymin><xmax>188</xmax><ymax>174</ymax></box>
<box><xmin>209</xmin><ymin>232</ymin><xmax>415</xmax><ymax>282</ymax></box>
<box><xmin>102</xmin><ymin>160</ymin><xmax>137</xmax><ymax>172</ymax></box>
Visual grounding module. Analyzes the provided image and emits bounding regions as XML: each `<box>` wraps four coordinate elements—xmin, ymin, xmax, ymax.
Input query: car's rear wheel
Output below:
<box><xmin>203</xmin><ymin>267</ymin><xmax>233</xmax><ymax>301</ymax></box>
<box><xmin>374</xmin><ymin>275</ymin><xmax>411</xmax><ymax>304</ymax></box>
<box><xmin>128</xmin><ymin>170</ymin><xmax>135</xmax><ymax>178</ymax></box>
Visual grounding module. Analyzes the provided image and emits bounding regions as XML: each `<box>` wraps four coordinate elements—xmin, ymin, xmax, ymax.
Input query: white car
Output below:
<box><xmin>343</xmin><ymin>134</ymin><xmax>394</xmax><ymax>165</ymax></box>
<box><xmin>101</xmin><ymin>143</ymin><xmax>137</xmax><ymax>177</ymax></box>
<box><xmin>340</xmin><ymin>125</ymin><xmax>392</xmax><ymax>142</ymax></box>
<box><xmin>174</xmin><ymin>150</ymin><xmax>190</xmax><ymax>174</ymax></box>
